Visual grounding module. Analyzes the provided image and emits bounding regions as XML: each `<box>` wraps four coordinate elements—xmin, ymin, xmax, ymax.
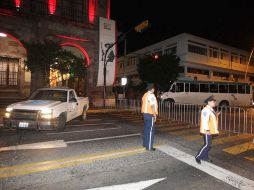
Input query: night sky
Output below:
<box><xmin>111</xmin><ymin>0</ymin><xmax>254</xmax><ymax>55</ymax></box>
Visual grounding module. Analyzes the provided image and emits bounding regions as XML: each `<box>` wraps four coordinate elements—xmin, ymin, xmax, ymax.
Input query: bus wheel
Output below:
<box><xmin>219</xmin><ymin>101</ymin><xmax>229</xmax><ymax>107</ymax></box>
<box><xmin>165</xmin><ymin>98</ymin><xmax>175</xmax><ymax>103</ymax></box>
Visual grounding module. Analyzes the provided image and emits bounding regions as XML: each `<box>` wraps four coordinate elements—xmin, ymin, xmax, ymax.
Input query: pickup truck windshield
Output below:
<box><xmin>29</xmin><ymin>90</ymin><xmax>67</xmax><ymax>102</ymax></box>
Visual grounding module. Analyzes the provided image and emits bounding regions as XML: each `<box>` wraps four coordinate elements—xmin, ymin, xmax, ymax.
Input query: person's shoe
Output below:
<box><xmin>146</xmin><ymin>148</ymin><xmax>156</xmax><ymax>151</ymax></box>
<box><xmin>195</xmin><ymin>157</ymin><xmax>201</xmax><ymax>164</ymax></box>
<box><xmin>204</xmin><ymin>159</ymin><xmax>213</xmax><ymax>163</ymax></box>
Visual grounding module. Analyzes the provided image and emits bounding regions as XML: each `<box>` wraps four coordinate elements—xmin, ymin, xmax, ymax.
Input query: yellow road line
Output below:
<box><xmin>223</xmin><ymin>142</ymin><xmax>254</xmax><ymax>155</ymax></box>
<box><xmin>0</xmin><ymin>146</ymin><xmax>146</xmax><ymax>178</ymax></box>
<box><xmin>244</xmin><ymin>157</ymin><xmax>254</xmax><ymax>162</ymax></box>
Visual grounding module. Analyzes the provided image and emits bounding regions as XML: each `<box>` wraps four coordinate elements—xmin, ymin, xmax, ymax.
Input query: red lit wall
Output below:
<box><xmin>48</xmin><ymin>0</ymin><xmax>56</xmax><ymax>15</ymax></box>
<box><xmin>88</xmin><ymin>0</ymin><xmax>98</xmax><ymax>24</ymax></box>
<box><xmin>15</xmin><ymin>0</ymin><xmax>21</xmax><ymax>8</ymax></box>
<box><xmin>107</xmin><ymin>0</ymin><xmax>110</xmax><ymax>19</ymax></box>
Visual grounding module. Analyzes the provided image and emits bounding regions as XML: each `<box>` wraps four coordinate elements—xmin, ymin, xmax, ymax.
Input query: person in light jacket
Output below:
<box><xmin>141</xmin><ymin>83</ymin><xmax>158</xmax><ymax>151</ymax></box>
<box><xmin>195</xmin><ymin>95</ymin><xmax>220</xmax><ymax>164</ymax></box>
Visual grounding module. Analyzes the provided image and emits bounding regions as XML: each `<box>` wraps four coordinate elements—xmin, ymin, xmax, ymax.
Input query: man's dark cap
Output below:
<box><xmin>146</xmin><ymin>83</ymin><xmax>154</xmax><ymax>90</ymax></box>
<box><xmin>204</xmin><ymin>95</ymin><xmax>216</xmax><ymax>103</ymax></box>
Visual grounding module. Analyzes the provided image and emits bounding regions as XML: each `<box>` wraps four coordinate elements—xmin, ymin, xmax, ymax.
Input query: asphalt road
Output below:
<box><xmin>0</xmin><ymin>111</ymin><xmax>253</xmax><ymax>190</ymax></box>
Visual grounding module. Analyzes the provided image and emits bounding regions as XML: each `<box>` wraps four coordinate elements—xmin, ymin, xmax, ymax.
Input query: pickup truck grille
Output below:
<box><xmin>11</xmin><ymin>110</ymin><xmax>39</xmax><ymax>120</ymax></box>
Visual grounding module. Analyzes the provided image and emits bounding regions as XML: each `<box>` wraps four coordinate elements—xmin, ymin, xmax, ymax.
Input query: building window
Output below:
<box><xmin>187</xmin><ymin>68</ymin><xmax>209</xmax><ymax>75</ymax></box>
<box><xmin>188</xmin><ymin>44</ymin><xmax>207</xmax><ymax>56</ymax></box>
<box><xmin>220</xmin><ymin>50</ymin><xmax>229</xmax><ymax>60</ymax></box>
<box><xmin>231</xmin><ymin>53</ymin><xmax>239</xmax><ymax>63</ymax></box>
<box><xmin>0</xmin><ymin>57</ymin><xmax>19</xmax><ymax>87</ymax></box>
<box><xmin>209</xmin><ymin>47</ymin><xmax>218</xmax><ymax>58</ymax></box>
<box><xmin>240</xmin><ymin>55</ymin><xmax>246</xmax><ymax>64</ymax></box>
<box><xmin>164</xmin><ymin>46</ymin><xmax>177</xmax><ymax>55</ymax></box>
<box><xmin>213</xmin><ymin>71</ymin><xmax>229</xmax><ymax>79</ymax></box>
<box><xmin>250</xmin><ymin>76</ymin><xmax>254</xmax><ymax>82</ymax></box>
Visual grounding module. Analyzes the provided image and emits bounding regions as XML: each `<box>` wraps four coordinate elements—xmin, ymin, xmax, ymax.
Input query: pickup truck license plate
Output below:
<box><xmin>19</xmin><ymin>122</ymin><xmax>29</xmax><ymax>128</ymax></box>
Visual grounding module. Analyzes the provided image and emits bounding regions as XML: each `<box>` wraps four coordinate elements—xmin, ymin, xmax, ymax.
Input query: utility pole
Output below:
<box><xmin>123</xmin><ymin>38</ymin><xmax>127</xmax><ymax>98</ymax></box>
<box><xmin>245</xmin><ymin>47</ymin><xmax>254</xmax><ymax>81</ymax></box>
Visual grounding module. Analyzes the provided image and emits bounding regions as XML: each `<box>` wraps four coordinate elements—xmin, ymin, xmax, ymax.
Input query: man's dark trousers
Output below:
<box><xmin>196</xmin><ymin>133</ymin><xmax>212</xmax><ymax>160</ymax></box>
<box><xmin>143</xmin><ymin>113</ymin><xmax>155</xmax><ymax>150</ymax></box>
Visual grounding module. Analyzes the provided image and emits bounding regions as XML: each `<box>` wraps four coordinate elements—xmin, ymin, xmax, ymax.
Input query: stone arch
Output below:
<box><xmin>60</xmin><ymin>42</ymin><xmax>91</xmax><ymax>66</ymax></box>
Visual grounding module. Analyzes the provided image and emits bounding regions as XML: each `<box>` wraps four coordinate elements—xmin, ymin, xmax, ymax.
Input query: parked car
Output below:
<box><xmin>3</xmin><ymin>87</ymin><xmax>89</xmax><ymax>131</ymax></box>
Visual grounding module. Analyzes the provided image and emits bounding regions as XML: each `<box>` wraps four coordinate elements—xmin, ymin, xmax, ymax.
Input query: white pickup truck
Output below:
<box><xmin>3</xmin><ymin>87</ymin><xmax>89</xmax><ymax>131</ymax></box>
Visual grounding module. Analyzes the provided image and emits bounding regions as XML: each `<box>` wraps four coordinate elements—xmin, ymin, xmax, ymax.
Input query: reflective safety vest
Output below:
<box><xmin>141</xmin><ymin>91</ymin><xmax>158</xmax><ymax>115</ymax></box>
<box><xmin>200</xmin><ymin>105</ymin><xmax>219</xmax><ymax>135</ymax></box>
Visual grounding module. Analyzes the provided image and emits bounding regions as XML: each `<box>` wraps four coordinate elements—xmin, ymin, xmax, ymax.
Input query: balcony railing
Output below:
<box><xmin>0</xmin><ymin>0</ymin><xmax>98</xmax><ymax>28</ymax></box>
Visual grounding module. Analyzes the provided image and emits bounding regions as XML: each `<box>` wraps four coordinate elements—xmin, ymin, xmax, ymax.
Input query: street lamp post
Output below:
<box><xmin>102</xmin><ymin>20</ymin><xmax>150</xmax><ymax>107</ymax></box>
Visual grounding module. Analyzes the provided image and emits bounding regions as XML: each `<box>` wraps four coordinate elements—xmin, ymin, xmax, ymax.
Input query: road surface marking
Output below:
<box><xmin>244</xmin><ymin>157</ymin><xmax>254</xmax><ymax>162</ymax></box>
<box><xmin>86</xmin><ymin>178</ymin><xmax>166</xmax><ymax>190</ymax></box>
<box><xmin>184</xmin><ymin>134</ymin><xmax>203</xmax><ymax>141</ymax></box>
<box><xmin>47</xmin><ymin>127</ymin><xmax>121</xmax><ymax>135</ymax></box>
<box><xmin>212</xmin><ymin>134</ymin><xmax>252</xmax><ymax>145</ymax></box>
<box><xmin>158</xmin><ymin>145</ymin><xmax>254</xmax><ymax>190</ymax></box>
<box><xmin>0</xmin><ymin>146</ymin><xmax>145</xmax><ymax>178</ymax></box>
<box><xmin>66</xmin><ymin>133</ymin><xmax>141</xmax><ymax>144</ymax></box>
<box><xmin>0</xmin><ymin>140</ymin><xmax>67</xmax><ymax>152</ymax></box>
<box><xmin>223</xmin><ymin>142</ymin><xmax>254</xmax><ymax>155</ymax></box>
<box><xmin>167</xmin><ymin>128</ymin><xmax>198</xmax><ymax>135</ymax></box>
<box><xmin>86</xmin><ymin>119</ymin><xmax>102</xmax><ymax>121</ymax></box>
<box><xmin>159</xmin><ymin>126</ymin><xmax>196</xmax><ymax>132</ymax></box>
<box><xmin>67</xmin><ymin>122</ymin><xmax>114</xmax><ymax>127</ymax></box>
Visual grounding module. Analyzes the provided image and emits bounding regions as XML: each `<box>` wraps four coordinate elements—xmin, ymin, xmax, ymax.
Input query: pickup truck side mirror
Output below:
<box><xmin>69</xmin><ymin>98</ymin><xmax>77</xmax><ymax>102</ymax></box>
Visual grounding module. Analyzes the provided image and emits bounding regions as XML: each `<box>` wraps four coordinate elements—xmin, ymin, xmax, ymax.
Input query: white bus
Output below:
<box><xmin>160</xmin><ymin>80</ymin><xmax>253</xmax><ymax>107</ymax></box>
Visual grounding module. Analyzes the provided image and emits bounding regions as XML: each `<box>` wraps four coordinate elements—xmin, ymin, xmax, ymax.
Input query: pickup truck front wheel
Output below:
<box><xmin>57</xmin><ymin>114</ymin><xmax>66</xmax><ymax>132</ymax></box>
<box><xmin>80</xmin><ymin>106</ymin><xmax>87</xmax><ymax>121</ymax></box>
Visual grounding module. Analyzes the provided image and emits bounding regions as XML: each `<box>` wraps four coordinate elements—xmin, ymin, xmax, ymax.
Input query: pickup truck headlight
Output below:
<box><xmin>6</xmin><ymin>107</ymin><xmax>13</xmax><ymax>112</ymax></box>
<box><xmin>40</xmin><ymin>108</ymin><xmax>53</xmax><ymax>119</ymax></box>
<box><xmin>5</xmin><ymin>107</ymin><xmax>13</xmax><ymax>118</ymax></box>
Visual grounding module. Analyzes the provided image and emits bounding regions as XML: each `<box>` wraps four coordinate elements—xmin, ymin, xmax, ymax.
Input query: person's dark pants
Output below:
<box><xmin>196</xmin><ymin>133</ymin><xmax>212</xmax><ymax>160</ymax></box>
<box><xmin>143</xmin><ymin>113</ymin><xmax>155</xmax><ymax>150</ymax></box>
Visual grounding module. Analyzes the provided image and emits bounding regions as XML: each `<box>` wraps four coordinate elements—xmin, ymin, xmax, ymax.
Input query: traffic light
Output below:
<box><xmin>134</xmin><ymin>20</ymin><xmax>149</xmax><ymax>33</ymax></box>
<box><xmin>152</xmin><ymin>54</ymin><xmax>159</xmax><ymax>60</ymax></box>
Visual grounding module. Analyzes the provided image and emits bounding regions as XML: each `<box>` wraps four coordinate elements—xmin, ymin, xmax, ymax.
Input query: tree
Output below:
<box><xmin>25</xmin><ymin>41</ymin><xmax>87</xmax><ymax>93</ymax></box>
<box><xmin>24</xmin><ymin>41</ymin><xmax>61</xmax><ymax>93</ymax></box>
<box><xmin>137</xmin><ymin>54</ymin><xmax>181</xmax><ymax>89</ymax></box>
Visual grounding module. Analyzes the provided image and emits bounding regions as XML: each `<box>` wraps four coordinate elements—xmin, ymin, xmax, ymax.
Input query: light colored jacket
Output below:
<box><xmin>141</xmin><ymin>91</ymin><xmax>158</xmax><ymax>115</ymax></box>
<box><xmin>200</xmin><ymin>105</ymin><xmax>219</xmax><ymax>135</ymax></box>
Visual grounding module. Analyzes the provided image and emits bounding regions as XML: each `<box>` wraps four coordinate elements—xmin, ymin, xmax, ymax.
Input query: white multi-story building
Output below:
<box><xmin>115</xmin><ymin>33</ymin><xmax>254</xmax><ymax>88</ymax></box>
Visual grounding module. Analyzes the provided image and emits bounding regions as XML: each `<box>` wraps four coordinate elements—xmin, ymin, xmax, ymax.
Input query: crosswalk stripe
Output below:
<box><xmin>158</xmin><ymin>126</ymin><xmax>194</xmax><ymax>132</ymax></box>
<box><xmin>167</xmin><ymin>128</ymin><xmax>199</xmax><ymax>135</ymax></box>
<box><xmin>184</xmin><ymin>134</ymin><xmax>203</xmax><ymax>141</ymax></box>
<box><xmin>213</xmin><ymin>134</ymin><xmax>252</xmax><ymax>145</ymax></box>
<box><xmin>223</xmin><ymin>142</ymin><xmax>254</xmax><ymax>155</ymax></box>
<box><xmin>244</xmin><ymin>156</ymin><xmax>254</xmax><ymax>162</ymax></box>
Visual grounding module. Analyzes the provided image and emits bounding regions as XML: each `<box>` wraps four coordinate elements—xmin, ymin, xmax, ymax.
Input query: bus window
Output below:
<box><xmin>246</xmin><ymin>85</ymin><xmax>250</xmax><ymax>94</ymax></box>
<box><xmin>176</xmin><ymin>83</ymin><xmax>184</xmax><ymax>92</ymax></box>
<box><xmin>185</xmin><ymin>83</ymin><xmax>190</xmax><ymax>92</ymax></box>
<box><xmin>170</xmin><ymin>84</ymin><xmax>175</xmax><ymax>92</ymax></box>
<box><xmin>219</xmin><ymin>84</ymin><xmax>229</xmax><ymax>93</ymax></box>
<box><xmin>190</xmin><ymin>84</ymin><xmax>199</xmax><ymax>92</ymax></box>
<box><xmin>210</xmin><ymin>84</ymin><xmax>218</xmax><ymax>93</ymax></box>
<box><xmin>238</xmin><ymin>85</ymin><xmax>246</xmax><ymax>94</ymax></box>
<box><xmin>229</xmin><ymin>84</ymin><xmax>237</xmax><ymax>93</ymax></box>
<box><xmin>200</xmin><ymin>84</ymin><xmax>209</xmax><ymax>93</ymax></box>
